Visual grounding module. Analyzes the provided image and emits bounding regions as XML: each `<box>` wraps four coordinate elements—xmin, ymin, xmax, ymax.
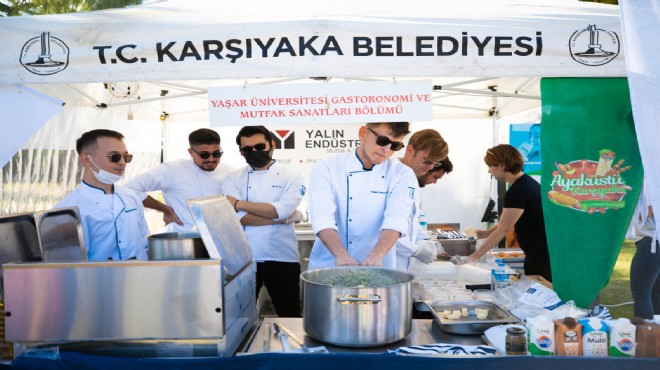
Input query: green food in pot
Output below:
<box><xmin>319</xmin><ymin>269</ymin><xmax>397</xmax><ymax>287</ymax></box>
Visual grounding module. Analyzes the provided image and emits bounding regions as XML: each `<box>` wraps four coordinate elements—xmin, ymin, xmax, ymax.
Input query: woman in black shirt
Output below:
<box><xmin>465</xmin><ymin>144</ymin><xmax>551</xmax><ymax>281</ymax></box>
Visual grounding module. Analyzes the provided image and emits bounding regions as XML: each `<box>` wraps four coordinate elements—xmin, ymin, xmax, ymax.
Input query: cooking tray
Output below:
<box><xmin>488</xmin><ymin>248</ymin><xmax>525</xmax><ymax>263</ymax></box>
<box><xmin>427</xmin><ymin>300</ymin><xmax>519</xmax><ymax>335</ymax></box>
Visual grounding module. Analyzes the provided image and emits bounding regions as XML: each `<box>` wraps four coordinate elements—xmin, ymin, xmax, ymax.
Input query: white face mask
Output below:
<box><xmin>88</xmin><ymin>156</ymin><xmax>123</xmax><ymax>184</ymax></box>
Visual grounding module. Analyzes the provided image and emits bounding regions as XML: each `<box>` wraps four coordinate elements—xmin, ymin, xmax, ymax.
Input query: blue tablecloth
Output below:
<box><xmin>8</xmin><ymin>352</ymin><xmax>660</xmax><ymax>370</ymax></box>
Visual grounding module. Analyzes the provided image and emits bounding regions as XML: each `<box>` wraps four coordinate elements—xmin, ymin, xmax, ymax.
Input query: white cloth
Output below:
<box><xmin>55</xmin><ymin>182</ymin><xmax>150</xmax><ymax>261</ymax></box>
<box><xmin>221</xmin><ymin>161</ymin><xmax>305</xmax><ymax>262</ymax></box>
<box><xmin>307</xmin><ymin>151</ymin><xmax>417</xmax><ymax>270</ymax></box>
<box><xmin>389</xmin><ymin>343</ymin><xmax>497</xmax><ymax>356</ymax></box>
<box><xmin>124</xmin><ymin>159</ymin><xmax>234</xmax><ymax>232</ymax></box>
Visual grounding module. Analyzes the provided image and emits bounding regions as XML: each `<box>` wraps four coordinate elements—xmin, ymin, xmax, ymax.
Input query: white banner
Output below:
<box><xmin>0</xmin><ymin>0</ymin><xmax>626</xmax><ymax>84</ymax></box>
<box><xmin>619</xmin><ymin>1</ymin><xmax>660</xmax><ymax>239</ymax></box>
<box><xmin>208</xmin><ymin>80</ymin><xmax>432</xmax><ymax>126</ymax></box>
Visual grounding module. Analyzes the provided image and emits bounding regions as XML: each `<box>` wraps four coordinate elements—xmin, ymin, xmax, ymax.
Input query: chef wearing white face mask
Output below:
<box><xmin>55</xmin><ymin>129</ymin><xmax>150</xmax><ymax>261</ymax></box>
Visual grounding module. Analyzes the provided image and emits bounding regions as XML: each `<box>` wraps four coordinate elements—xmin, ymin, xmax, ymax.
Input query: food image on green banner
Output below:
<box><xmin>541</xmin><ymin>78</ymin><xmax>643</xmax><ymax>309</ymax></box>
<box><xmin>548</xmin><ymin>149</ymin><xmax>633</xmax><ymax>214</ymax></box>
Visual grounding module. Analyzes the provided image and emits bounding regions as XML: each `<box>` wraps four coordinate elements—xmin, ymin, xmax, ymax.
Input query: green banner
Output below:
<box><xmin>541</xmin><ymin>78</ymin><xmax>643</xmax><ymax>308</ymax></box>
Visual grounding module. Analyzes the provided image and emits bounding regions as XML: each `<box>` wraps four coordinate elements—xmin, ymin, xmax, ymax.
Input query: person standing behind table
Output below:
<box><xmin>222</xmin><ymin>126</ymin><xmax>305</xmax><ymax>318</ymax></box>
<box><xmin>125</xmin><ymin>128</ymin><xmax>234</xmax><ymax>232</ymax></box>
<box><xmin>463</xmin><ymin>144</ymin><xmax>552</xmax><ymax>282</ymax></box>
<box><xmin>55</xmin><ymin>129</ymin><xmax>149</xmax><ymax>261</ymax></box>
<box><xmin>307</xmin><ymin>122</ymin><xmax>417</xmax><ymax>270</ymax></box>
<box><xmin>397</xmin><ymin>157</ymin><xmax>455</xmax><ymax>270</ymax></box>
<box><xmin>629</xmin><ymin>183</ymin><xmax>660</xmax><ymax>319</ymax></box>
<box><xmin>396</xmin><ymin>130</ymin><xmax>449</xmax><ymax>271</ymax></box>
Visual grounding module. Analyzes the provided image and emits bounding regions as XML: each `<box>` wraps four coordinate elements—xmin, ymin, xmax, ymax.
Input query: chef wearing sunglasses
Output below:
<box><xmin>125</xmin><ymin>128</ymin><xmax>235</xmax><ymax>232</ymax></box>
<box><xmin>222</xmin><ymin>125</ymin><xmax>306</xmax><ymax>317</ymax></box>
<box><xmin>307</xmin><ymin>122</ymin><xmax>419</xmax><ymax>270</ymax></box>
<box><xmin>55</xmin><ymin>129</ymin><xmax>150</xmax><ymax>261</ymax></box>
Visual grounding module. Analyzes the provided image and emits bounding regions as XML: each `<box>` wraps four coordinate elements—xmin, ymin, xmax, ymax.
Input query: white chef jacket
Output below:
<box><xmin>125</xmin><ymin>159</ymin><xmax>234</xmax><ymax>232</ymax></box>
<box><xmin>221</xmin><ymin>161</ymin><xmax>305</xmax><ymax>262</ymax></box>
<box><xmin>307</xmin><ymin>151</ymin><xmax>418</xmax><ymax>270</ymax></box>
<box><xmin>55</xmin><ymin>181</ymin><xmax>150</xmax><ymax>261</ymax></box>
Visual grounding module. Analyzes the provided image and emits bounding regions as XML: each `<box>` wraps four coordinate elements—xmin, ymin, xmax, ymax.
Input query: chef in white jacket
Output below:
<box><xmin>308</xmin><ymin>122</ymin><xmax>417</xmax><ymax>270</ymax></box>
<box><xmin>125</xmin><ymin>128</ymin><xmax>234</xmax><ymax>232</ymax></box>
<box><xmin>55</xmin><ymin>129</ymin><xmax>149</xmax><ymax>261</ymax></box>
<box><xmin>222</xmin><ymin>125</ymin><xmax>305</xmax><ymax>317</ymax></box>
<box><xmin>395</xmin><ymin>131</ymin><xmax>450</xmax><ymax>270</ymax></box>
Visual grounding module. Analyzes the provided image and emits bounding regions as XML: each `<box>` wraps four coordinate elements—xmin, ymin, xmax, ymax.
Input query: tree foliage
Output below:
<box><xmin>1</xmin><ymin>0</ymin><xmax>142</xmax><ymax>16</ymax></box>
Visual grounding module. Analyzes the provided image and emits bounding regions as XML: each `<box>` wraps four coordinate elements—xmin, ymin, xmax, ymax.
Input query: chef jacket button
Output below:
<box><xmin>349</xmin><ymin>219</ymin><xmax>352</xmax><ymax>222</ymax></box>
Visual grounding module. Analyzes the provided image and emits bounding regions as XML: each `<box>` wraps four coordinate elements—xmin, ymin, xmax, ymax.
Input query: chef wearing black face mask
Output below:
<box><xmin>221</xmin><ymin>125</ymin><xmax>306</xmax><ymax>317</ymax></box>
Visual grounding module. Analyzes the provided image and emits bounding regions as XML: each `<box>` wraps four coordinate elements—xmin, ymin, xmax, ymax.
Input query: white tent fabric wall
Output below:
<box><xmin>619</xmin><ymin>2</ymin><xmax>660</xmax><ymax>244</ymax></box>
<box><xmin>1</xmin><ymin>106</ymin><xmax>161</xmax><ymax>215</ymax></box>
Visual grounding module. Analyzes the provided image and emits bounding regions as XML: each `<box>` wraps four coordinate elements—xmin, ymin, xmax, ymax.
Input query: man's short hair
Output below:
<box><xmin>431</xmin><ymin>157</ymin><xmax>454</xmax><ymax>174</ymax></box>
<box><xmin>235</xmin><ymin>126</ymin><xmax>274</xmax><ymax>145</ymax></box>
<box><xmin>76</xmin><ymin>129</ymin><xmax>124</xmax><ymax>154</ymax></box>
<box><xmin>366</xmin><ymin>122</ymin><xmax>411</xmax><ymax>137</ymax></box>
<box><xmin>189</xmin><ymin>128</ymin><xmax>221</xmax><ymax>146</ymax></box>
<box><xmin>408</xmin><ymin>129</ymin><xmax>449</xmax><ymax>162</ymax></box>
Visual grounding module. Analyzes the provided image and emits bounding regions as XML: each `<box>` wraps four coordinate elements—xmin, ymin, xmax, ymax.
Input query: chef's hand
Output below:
<box><xmin>476</xmin><ymin>228</ymin><xmax>491</xmax><ymax>238</ymax></box>
<box><xmin>412</xmin><ymin>240</ymin><xmax>437</xmax><ymax>264</ymax></box>
<box><xmin>285</xmin><ymin>210</ymin><xmax>304</xmax><ymax>224</ymax></box>
<box><xmin>336</xmin><ymin>254</ymin><xmax>360</xmax><ymax>266</ymax></box>
<box><xmin>163</xmin><ymin>206</ymin><xmax>184</xmax><ymax>226</ymax></box>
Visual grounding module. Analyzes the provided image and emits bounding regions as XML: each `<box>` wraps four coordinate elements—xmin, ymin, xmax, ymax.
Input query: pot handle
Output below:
<box><xmin>336</xmin><ymin>294</ymin><xmax>382</xmax><ymax>304</ymax></box>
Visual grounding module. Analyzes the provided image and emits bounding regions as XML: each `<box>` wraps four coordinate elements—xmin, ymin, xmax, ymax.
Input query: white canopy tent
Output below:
<box><xmin>0</xmin><ymin>0</ymin><xmax>627</xmax><ymax>231</ymax></box>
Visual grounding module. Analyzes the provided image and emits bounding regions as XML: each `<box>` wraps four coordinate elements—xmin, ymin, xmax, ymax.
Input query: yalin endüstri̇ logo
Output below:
<box><xmin>569</xmin><ymin>24</ymin><xmax>619</xmax><ymax>66</ymax></box>
<box><xmin>20</xmin><ymin>32</ymin><xmax>70</xmax><ymax>75</ymax></box>
<box><xmin>273</xmin><ymin>130</ymin><xmax>295</xmax><ymax>149</ymax></box>
<box><xmin>548</xmin><ymin>149</ymin><xmax>632</xmax><ymax>214</ymax></box>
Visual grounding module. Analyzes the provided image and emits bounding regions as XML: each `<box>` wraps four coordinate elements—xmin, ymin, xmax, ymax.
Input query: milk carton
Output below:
<box><xmin>526</xmin><ymin>316</ymin><xmax>555</xmax><ymax>355</ymax></box>
<box><xmin>579</xmin><ymin>318</ymin><xmax>609</xmax><ymax>357</ymax></box>
<box><xmin>606</xmin><ymin>318</ymin><xmax>635</xmax><ymax>357</ymax></box>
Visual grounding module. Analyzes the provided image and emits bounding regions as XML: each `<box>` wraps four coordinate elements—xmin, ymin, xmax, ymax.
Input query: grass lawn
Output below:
<box><xmin>599</xmin><ymin>240</ymin><xmax>635</xmax><ymax>318</ymax></box>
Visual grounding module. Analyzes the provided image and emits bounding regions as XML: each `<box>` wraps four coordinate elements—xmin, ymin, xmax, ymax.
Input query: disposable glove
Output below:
<box><xmin>450</xmin><ymin>255</ymin><xmax>469</xmax><ymax>266</ymax></box>
<box><xmin>412</xmin><ymin>240</ymin><xmax>437</xmax><ymax>264</ymax></box>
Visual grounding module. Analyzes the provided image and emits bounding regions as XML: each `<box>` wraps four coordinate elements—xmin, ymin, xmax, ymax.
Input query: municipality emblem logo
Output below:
<box><xmin>20</xmin><ymin>32</ymin><xmax>69</xmax><ymax>75</ymax></box>
<box><xmin>569</xmin><ymin>24</ymin><xmax>619</xmax><ymax>66</ymax></box>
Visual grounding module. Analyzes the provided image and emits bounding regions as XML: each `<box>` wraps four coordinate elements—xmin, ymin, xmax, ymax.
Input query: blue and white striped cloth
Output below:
<box><xmin>389</xmin><ymin>343</ymin><xmax>498</xmax><ymax>356</ymax></box>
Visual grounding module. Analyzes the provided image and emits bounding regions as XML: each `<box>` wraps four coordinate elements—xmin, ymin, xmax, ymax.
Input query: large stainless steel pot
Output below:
<box><xmin>301</xmin><ymin>266</ymin><xmax>413</xmax><ymax>347</ymax></box>
<box><xmin>147</xmin><ymin>232</ymin><xmax>209</xmax><ymax>260</ymax></box>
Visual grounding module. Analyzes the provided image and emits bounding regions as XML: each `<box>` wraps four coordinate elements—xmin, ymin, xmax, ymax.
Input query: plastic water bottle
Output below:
<box><xmin>419</xmin><ymin>212</ymin><xmax>428</xmax><ymax>231</ymax></box>
<box><xmin>491</xmin><ymin>263</ymin><xmax>509</xmax><ymax>290</ymax></box>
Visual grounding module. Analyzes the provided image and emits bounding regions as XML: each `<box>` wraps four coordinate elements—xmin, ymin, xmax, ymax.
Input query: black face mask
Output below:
<box><xmin>244</xmin><ymin>150</ymin><xmax>272</xmax><ymax>168</ymax></box>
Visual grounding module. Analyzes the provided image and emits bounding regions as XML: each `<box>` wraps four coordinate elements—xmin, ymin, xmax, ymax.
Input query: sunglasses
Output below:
<box><xmin>239</xmin><ymin>143</ymin><xmax>268</xmax><ymax>154</ymax></box>
<box><xmin>422</xmin><ymin>159</ymin><xmax>441</xmax><ymax>166</ymax></box>
<box><xmin>367</xmin><ymin>127</ymin><xmax>405</xmax><ymax>151</ymax></box>
<box><xmin>105</xmin><ymin>153</ymin><xmax>133</xmax><ymax>163</ymax></box>
<box><xmin>192</xmin><ymin>148</ymin><xmax>223</xmax><ymax>159</ymax></box>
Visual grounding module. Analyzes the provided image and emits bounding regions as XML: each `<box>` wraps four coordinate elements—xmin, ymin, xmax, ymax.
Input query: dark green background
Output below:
<box><xmin>540</xmin><ymin>78</ymin><xmax>643</xmax><ymax>308</ymax></box>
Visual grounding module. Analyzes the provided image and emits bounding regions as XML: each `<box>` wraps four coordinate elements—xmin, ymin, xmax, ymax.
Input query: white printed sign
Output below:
<box><xmin>208</xmin><ymin>80</ymin><xmax>433</xmax><ymax>126</ymax></box>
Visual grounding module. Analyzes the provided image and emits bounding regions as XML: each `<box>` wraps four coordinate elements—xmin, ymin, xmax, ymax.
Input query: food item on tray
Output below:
<box><xmin>438</xmin><ymin>307</ymin><xmax>489</xmax><ymax>320</ymax></box>
<box><xmin>475</xmin><ymin>308</ymin><xmax>489</xmax><ymax>320</ymax></box>
<box><xmin>319</xmin><ymin>269</ymin><xmax>397</xmax><ymax>287</ymax></box>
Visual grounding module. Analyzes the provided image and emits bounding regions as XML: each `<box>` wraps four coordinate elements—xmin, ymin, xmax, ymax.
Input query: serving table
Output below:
<box><xmin>238</xmin><ymin>318</ymin><xmax>483</xmax><ymax>354</ymax></box>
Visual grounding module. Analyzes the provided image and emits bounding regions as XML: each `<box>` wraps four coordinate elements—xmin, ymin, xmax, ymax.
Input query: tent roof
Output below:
<box><xmin>0</xmin><ymin>0</ymin><xmax>622</xmax><ymax>120</ymax></box>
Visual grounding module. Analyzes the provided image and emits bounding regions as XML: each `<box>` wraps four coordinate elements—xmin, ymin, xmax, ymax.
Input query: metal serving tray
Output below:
<box><xmin>427</xmin><ymin>300</ymin><xmax>519</xmax><ymax>335</ymax></box>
